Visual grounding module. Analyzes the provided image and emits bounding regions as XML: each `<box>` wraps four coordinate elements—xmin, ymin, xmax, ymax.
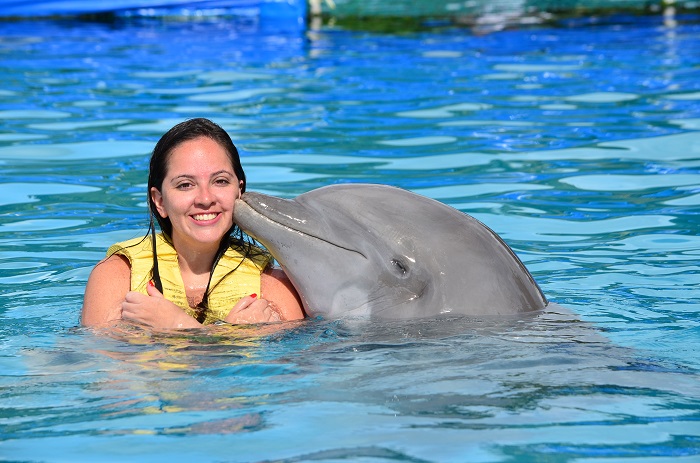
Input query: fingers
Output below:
<box><xmin>121</xmin><ymin>288</ymin><xmax>203</xmax><ymax>330</ymax></box>
<box><xmin>228</xmin><ymin>293</ymin><xmax>259</xmax><ymax>313</ymax></box>
<box><xmin>264</xmin><ymin>304</ymin><xmax>282</xmax><ymax>322</ymax></box>
<box><xmin>123</xmin><ymin>290</ymin><xmax>145</xmax><ymax>304</ymax></box>
<box><xmin>121</xmin><ymin>290</ymin><xmax>154</xmax><ymax>324</ymax></box>
<box><xmin>124</xmin><ymin>289</ymin><xmax>282</xmax><ymax>327</ymax></box>
<box><xmin>146</xmin><ymin>280</ymin><xmax>164</xmax><ymax>298</ymax></box>
<box><xmin>122</xmin><ymin>283</ymin><xmax>161</xmax><ymax>322</ymax></box>
<box><xmin>225</xmin><ymin>294</ymin><xmax>282</xmax><ymax>324</ymax></box>
<box><xmin>121</xmin><ymin>293</ymin><xmax>142</xmax><ymax>318</ymax></box>
<box><xmin>226</xmin><ymin>298</ymin><xmax>268</xmax><ymax>323</ymax></box>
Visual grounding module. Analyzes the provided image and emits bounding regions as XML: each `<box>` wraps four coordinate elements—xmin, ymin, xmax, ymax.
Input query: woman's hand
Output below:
<box><xmin>225</xmin><ymin>294</ymin><xmax>282</xmax><ymax>324</ymax></box>
<box><xmin>121</xmin><ymin>282</ymin><xmax>202</xmax><ymax>330</ymax></box>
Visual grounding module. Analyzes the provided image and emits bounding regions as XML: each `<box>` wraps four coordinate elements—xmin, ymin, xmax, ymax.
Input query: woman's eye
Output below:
<box><xmin>215</xmin><ymin>178</ymin><xmax>231</xmax><ymax>185</ymax></box>
<box><xmin>176</xmin><ymin>182</ymin><xmax>193</xmax><ymax>190</ymax></box>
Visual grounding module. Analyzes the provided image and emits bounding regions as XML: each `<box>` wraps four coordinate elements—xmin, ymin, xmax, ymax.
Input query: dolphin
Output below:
<box><xmin>233</xmin><ymin>183</ymin><xmax>548</xmax><ymax>320</ymax></box>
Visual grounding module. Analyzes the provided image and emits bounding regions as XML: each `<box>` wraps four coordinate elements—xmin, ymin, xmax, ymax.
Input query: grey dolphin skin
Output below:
<box><xmin>234</xmin><ymin>184</ymin><xmax>548</xmax><ymax>320</ymax></box>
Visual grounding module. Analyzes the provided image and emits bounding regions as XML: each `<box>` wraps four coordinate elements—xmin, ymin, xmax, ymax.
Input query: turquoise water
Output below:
<box><xmin>1</xmin><ymin>13</ymin><xmax>700</xmax><ymax>462</ymax></box>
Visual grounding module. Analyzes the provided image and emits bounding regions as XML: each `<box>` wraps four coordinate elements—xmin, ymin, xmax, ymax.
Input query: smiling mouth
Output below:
<box><xmin>192</xmin><ymin>212</ymin><xmax>218</xmax><ymax>221</ymax></box>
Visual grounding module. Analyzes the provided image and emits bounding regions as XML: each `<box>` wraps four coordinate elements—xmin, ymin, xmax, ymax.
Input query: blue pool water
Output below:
<box><xmin>1</xmin><ymin>12</ymin><xmax>699</xmax><ymax>462</ymax></box>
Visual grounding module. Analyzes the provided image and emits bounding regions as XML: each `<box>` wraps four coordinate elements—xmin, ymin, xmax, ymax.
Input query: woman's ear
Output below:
<box><xmin>150</xmin><ymin>187</ymin><xmax>167</xmax><ymax>218</ymax></box>
<box><xmin>238</xmin><ymin>181</ymin><xmax>244</xmax><ymax>198</ymax></box>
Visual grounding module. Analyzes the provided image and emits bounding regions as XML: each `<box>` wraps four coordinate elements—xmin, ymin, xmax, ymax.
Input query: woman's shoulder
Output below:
<box><xmin>107</xmin><ymin>235</ymin><xmax>150</xmax><ymax>257</ymax></box>
<box><xmin>88</xmin><ymin>253</ymin><xmax>131</xmax><ymax>283</ymax></box>
<box><xmin>261</xmin><ymin>267</ymin><xmax>305</xmax><ymax>320</ymax></box>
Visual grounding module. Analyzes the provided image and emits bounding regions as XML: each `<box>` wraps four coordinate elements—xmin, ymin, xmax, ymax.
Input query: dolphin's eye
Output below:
<box><xmin>391</xmin><ymin>259</ymin><xmax>408</xmax><ymax>276</ymax></box>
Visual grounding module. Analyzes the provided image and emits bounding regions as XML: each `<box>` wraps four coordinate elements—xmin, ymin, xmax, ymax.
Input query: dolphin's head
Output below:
<box><xmin>234</xmin><ymin>184</ymin><xmax>546</xmax><ymax>320</ymax></box>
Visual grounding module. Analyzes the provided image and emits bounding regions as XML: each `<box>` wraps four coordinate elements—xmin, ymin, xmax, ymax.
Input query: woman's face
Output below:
<box><xmin>150</xmin><ymin>136</ymin><xmax>242</xmax><ymax>252</ymax></box>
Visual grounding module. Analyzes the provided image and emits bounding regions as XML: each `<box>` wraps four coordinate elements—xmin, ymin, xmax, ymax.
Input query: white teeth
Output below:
<box><xmin>193</xmin><ymin>213</ymin><xmax>217</xmax><ymax>221</ymax></box>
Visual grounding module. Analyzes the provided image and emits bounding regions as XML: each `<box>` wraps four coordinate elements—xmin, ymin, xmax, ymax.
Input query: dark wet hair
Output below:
<box><xmin>145</xmin><ymin>118</ymin><xmax>265</xmax><ymax>322</ymax></box>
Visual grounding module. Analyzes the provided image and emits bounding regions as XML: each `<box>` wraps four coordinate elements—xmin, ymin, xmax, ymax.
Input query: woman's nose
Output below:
<box><xmin>195</xmin><ymin>185</ymin><xmax>215</xmax><ymax>207</ymax></box>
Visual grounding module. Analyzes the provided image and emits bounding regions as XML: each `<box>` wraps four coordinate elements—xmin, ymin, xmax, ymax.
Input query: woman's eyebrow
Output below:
<box><xmin>210</xmin><ymin>169</ymin><xmax>234</xmax><ymax>177</ymax></box>
<box><xmin>170</xmin><ymin>170</ymin><xmax>234</xmax><ymax>181</ymax></box>
<box><xmin>170</xmin><ymin>174</ymin><xmax>195</xmax><ymax>182</ymax></box>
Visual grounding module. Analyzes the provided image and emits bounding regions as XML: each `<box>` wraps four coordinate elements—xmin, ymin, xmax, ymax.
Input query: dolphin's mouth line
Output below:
<box><xmin>244</xmin><ymin>201</ymin><xmax>368</xmax><ymax>260</ymax></box>
<box><xmin>371</xmin><ymin>281</ymin><xmax>429</xmax><ymax>315</ymax></box>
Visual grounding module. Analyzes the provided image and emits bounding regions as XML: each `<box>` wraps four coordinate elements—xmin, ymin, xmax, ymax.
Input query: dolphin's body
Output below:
<box><xmin>234</xmin><ymin>184</ymin><xmax>548</xmax><ymax>320</ymax></box>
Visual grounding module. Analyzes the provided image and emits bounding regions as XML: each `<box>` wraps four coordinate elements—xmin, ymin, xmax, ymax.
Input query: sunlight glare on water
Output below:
<box><xmin>0</xmin><ymin>11</ymin><xmax>699</xmax><ymax>462</ymax></box>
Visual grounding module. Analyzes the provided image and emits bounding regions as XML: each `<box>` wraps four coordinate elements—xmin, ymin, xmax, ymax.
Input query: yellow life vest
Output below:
<box><xmin>108</xmin><ymin>233</ymin><xmax>271</xmax><ymax>324</ymax></box>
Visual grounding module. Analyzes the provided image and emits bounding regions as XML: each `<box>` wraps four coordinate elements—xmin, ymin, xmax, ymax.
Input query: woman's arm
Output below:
<box><xmin>121</xmin><ymin>282</ymin><xmax>202</xmax><ymax>330</ymax></box>
<box><xmin>225</xmin><ymin>267</ymin><xmax>305</xmax><ymax>324</ymax></box>
<box><xmin>84</xmin><ymin>256</ymin><xmax>304</xmax><ymax>328</ymax></box>
<box><xmin>82</xmin><ymin>254</ymin><xmax>202</xmax><ymax>330</ymax></box>
<box><xmin>81</xmin><ymin>254</ymin><xmax>131</xmax><ymax>327</ymax></box>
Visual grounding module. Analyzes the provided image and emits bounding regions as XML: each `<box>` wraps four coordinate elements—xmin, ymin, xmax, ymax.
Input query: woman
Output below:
<box><xmin>82</xmin><ymin>118</ymin><xmax>305</xmax><ymax>330</ymax></box>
